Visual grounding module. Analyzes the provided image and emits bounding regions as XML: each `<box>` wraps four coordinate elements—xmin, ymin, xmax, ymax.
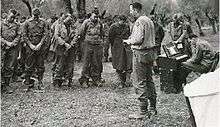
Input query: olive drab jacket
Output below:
<box><xmin>23</xmin><ymin>17</ymin><xmax>48</xmax><ymax>45</ymax></box>
<box><xmin>1</xmin><ymin>20</ymin><xmax>20</xmax><ymax>49</ymax></box>
<box><xmin>78</xmin><ymin>19</ymin><xmax>104</xmax><ymax>44</ymax></box>
<box><xmin>188</xmin><ymin>38</ymin><xmax>216</xmax><ymax>68</ymax></box>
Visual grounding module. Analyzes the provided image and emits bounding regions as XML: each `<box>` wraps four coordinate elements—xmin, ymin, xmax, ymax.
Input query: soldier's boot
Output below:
<box><xmin>53</xmin><ymin>79</ymin><xmax>62</xmax><ymax>87</ymax></box>
<box><xmin>79</xmin><ymin>77</ymin><xmax>89</xmax><ymax>88</ymax></box>
<box><xmin>68</xmin><ymin>79</ymin><xmax>73</xmax><ymax>87</ymax></box>
<box><xmin>92</xmin><ymin>78</ymin><xmax>103</xmax><ymax>87</ymax></box>
<box><xmin>2</xmin><ymin>78</ymin><xmax>13</xmax><ymax>94</ymax></box>
<box><xmin>125</xmin><ymin>73</ymin><xmax>132</xmax><ymax>87</ymax></box>
<box><xmin>129</xmin><ymin>103</ymin><xmax>150</xmax><ymax>119</ymax></box>
<box><xmin>34</xmin><ymin>79</ymin><xmax>44</xmax><ymax>93</ymax></box>
<box><xmin>113</xmin><ymin>73</ymin><xmax>124</xmax><ymax>88</ymax></box>
<box><xmin>149</xmin><ymin>98</ymin><xmax>157</xmax><ymax>118</ymax></box>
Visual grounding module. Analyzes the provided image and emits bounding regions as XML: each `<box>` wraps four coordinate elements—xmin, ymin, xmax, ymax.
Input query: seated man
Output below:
<box><xmin>182</xmin><ymin>33</ymin><xmax>217</xmax><ymax>74</ymax></box>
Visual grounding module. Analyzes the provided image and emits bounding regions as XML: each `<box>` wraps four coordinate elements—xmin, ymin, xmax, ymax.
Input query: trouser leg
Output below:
<box><xmin>53</xmin><ymin>54</ymin><xmax>65</xmax><ymax>82</ymax></box>
<box><xmin>90</xmin><ymin>45</ymin><xmax>103</xmax><ymax>82</ymax></box>
<box><xmin>24</xmin><ymin>47</ymin><xmax>36</xmax><ymax>86</ymax></box>
<box><xmin>64</xmin><ymin>47</ymin><xmax>76</xmax><ymax>84</ymax></box>
<box><xmin>132</xmin><ymin>51</ymin><xmax>157</xmax><ymax>112</ymax></box>
<box><xmin>80</xmin><ymin>44</ymin><xmax>92</xmax><ymax>84</ymax></box>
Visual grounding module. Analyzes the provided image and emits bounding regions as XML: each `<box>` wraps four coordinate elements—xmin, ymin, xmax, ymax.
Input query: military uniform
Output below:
<box><xmin>182</xmin><ymin>38</ymin><xmax>216</xmax><ymax>74</ymax></box>
<box><xmin>1</xmin><ymin>20</ymin><xmax>20</xmax><ymax>92</ymax></box>
<box><xmin>167</xmin><ymin>21</ymin><xmax>193</xmax><ymax>55</ymax></box>
<box><xmin>124</xmin><ymin>15</ymin><xmax>157</xmax><ymax>115</ymax></box>
<box><xmin>23</xmin><ymin>17</ymin><xmax>48</xmax><ymax>87</ymax></box>
<box><xmin>51</xmin><ymin>18</ymin><xmax>76</xmax><ymax>86</ymax></box>
<box><xmin>109</xmin><ymin>22</ymin><xmax>132</xmax><ymax>87</ymax></box>
<box><xmin>78</xmin><ymin>18</ymin><xmax>104</xmax><ymax>86</ymax></box>
<box><xmin>12</xmin><ymin>21</ymin><xmax>26</xmax><ymax>81</ymax></box>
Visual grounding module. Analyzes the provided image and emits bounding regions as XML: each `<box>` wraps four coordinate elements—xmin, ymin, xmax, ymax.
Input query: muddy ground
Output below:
<box><xmin>1</xmin><ymin>29</ymin><xmax>219</xmax><ymax>127</ymax></box>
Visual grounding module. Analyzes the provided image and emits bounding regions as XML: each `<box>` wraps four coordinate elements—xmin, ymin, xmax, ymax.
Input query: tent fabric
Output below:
<box><xmin>184</xmin><ymin>68</ymin><xmax>220</xmax><ymax>97</ymax></box>
<box><xmin>184</xmin><ymin>68</ymin><xmax>220</xmax><ymax>127</ymax></box>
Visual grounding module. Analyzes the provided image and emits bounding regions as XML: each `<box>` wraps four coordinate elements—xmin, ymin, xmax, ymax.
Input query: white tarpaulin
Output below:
<box><xmin>184</xmin><ymin>68</ymin><xmax>220</xmax><ymax>127</ymax></box>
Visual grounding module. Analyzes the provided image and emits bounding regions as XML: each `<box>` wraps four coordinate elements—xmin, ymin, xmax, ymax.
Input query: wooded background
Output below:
<box><xmin>1</xmin><ymin>0</ymin><xmax>219</xmax><ymax>18</ymax></box>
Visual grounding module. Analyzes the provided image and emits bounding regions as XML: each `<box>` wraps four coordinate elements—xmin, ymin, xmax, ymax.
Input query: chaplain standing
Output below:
<box><xmin>123</xmin><ymin>2</ymin><xmax>157</xmax><ymax>119</ymax></box>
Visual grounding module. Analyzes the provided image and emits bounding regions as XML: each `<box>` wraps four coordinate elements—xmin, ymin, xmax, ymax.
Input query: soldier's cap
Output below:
<box><xmin>32</xmin><ymin>8</ymin><xmax>41</xmax><ymax>16</ymax></box>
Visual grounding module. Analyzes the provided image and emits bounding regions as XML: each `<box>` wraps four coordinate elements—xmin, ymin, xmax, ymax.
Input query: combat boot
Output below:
<box><xmin>149</xmin><ymin>98</ymin><xmax>157</xmax><ymax>118</ymax></box>
<box><xmin>128</xmin><ymin>104</ymin><xmax>150</xmax><ymax>119</ymax></box>
<box><xmin>34</xmin><ymin>80</ymin><xmax>44</xmax><ymax>93</ymax></box>
<box><xmin>68</xmin><ymin>79</ymin><xmax>73</xmax><ymax>87</ymax></box>
<box><xmin>79</xmin><ymin>77</ymin><xmax>89</xmax><ymax>88</ymax></box>
<box><xmin>125</xmin><ymin>73</ymin><xmax>132</xmax><ymax>87</ymax></box>
<box><xmin>2</xmin><ymin>78</ymin><xmax>13</xmax><ymax>94</ymax></box>
<box><xmin>92</xmin><ymin>79</ymin><xmax>103</xmax><ymax>87</ymax></box>
<box><xmin>114</xmin><ymin>72</ymin><xmax>125</xmax><ymax>88</ymax></box>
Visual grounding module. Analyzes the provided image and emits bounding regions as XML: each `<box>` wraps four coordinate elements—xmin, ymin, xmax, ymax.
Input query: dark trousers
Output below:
<box><xmin>132</xmin><ymin>50</ymin><xmax>157</xmax><ymax>110</ymax></box>
<box><xmin>103</xmin><ymin>40</ymin><xmax>110</xmax><ymax>60</ymax></box>
<box><xmin>13</xmin><ymin>45</ymin><xmax>26</xmax><ymax>78</ymax></box>
<box><xmin>24</xmin><ymin>46</ymin><xmax>45</xmax><ymax>83</ymax></box>
<box><xmin>81</xmin><ymin>43</ymin><xmax>103</xmax><ymax>81</ymax></box>
<box><xmin>1</xmin><ymin>47</ymin><xmax>18</xmax><ymax>85</ymax></box>
<box><xmin>53</xmin><ymin>47</ymin><xmax>76</xmax><ymax>81</ymax></box>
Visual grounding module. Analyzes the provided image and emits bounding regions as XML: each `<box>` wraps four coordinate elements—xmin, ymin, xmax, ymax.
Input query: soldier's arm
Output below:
<box><xmin>11</xmin><ymin>24</ymin><xmax>21</xmax><ymax>47</ymax></box>
<box><xmin>108</xmin><ymin>25</ymin><xmax>115</xmax><ymax>45</ymax></box>
<box><xmin>125</xmin><ymin>20</ymin><xmax>144</xmax><ymax>45</ymax></box>
<box><xmin>176</xmin><ymin>24</ymin><xmax>187</xmax><ymax>43</ymax></box>
<box><xmin>77</xmin><ymin>20</ymin><xmax>88</xmax><ymax>40</ymax></box>
<box><xmin>38</xmin><ymin>21</ymin><xmax>49</xmax><ymax>46</ymax></box>
<box><xmin>187</xmin><ymin>43</ymin><xmax>203</xmax><ymax>64</ymax></box>
<box><xmin>0</xmin><ymin>23</ymin><xmax>13</xmax><ymax>47</ymax></box>
<box><xmin>23</xmin><ymin>21</ymin><xmax>36</xmax><ymax>50</ymax></box>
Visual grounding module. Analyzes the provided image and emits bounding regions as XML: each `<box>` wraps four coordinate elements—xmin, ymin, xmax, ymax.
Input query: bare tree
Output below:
<box><xmin>76</xmin><ymin>0</ymin><xmax>86</xmax><ymax>16</ymax></box>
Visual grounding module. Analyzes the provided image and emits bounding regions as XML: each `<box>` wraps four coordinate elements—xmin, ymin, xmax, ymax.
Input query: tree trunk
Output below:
<box><xmin>22</xmin><ymin>0</ymin><xmax>32</xmax><ymax>16</ymax></box>
<box><xmin>76</xmin><ymin>0</ymin><xmax>86</xmax><ymax>16</ymax></box>
<box><xmin>210</xmin><ymin>19</ymin><xmax>217</xmax><ymax>34</ymax></box>
<box><xmin>205</xmin><ymin>11</ymin><xmax>217</xmax><ymax>34</ymax></box>
<box><xmin>195</xmin><ymin>18</ymin><xmax>205</xmax><ymax>36</ymax></box>
<box><xmin>63</xmin><ymin>0</ymin><xmax>73</xmax><ymax>14</ymax></box>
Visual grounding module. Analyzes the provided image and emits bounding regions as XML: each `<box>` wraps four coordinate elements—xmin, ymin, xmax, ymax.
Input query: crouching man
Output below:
<box><xmin>182</xmin><ymin>34</ymin><xmax>217</xmax><ymax>76</ymax></box>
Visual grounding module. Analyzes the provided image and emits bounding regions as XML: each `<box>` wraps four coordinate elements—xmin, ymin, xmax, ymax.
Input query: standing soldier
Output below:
<box><xmin>1</xmin><ymin>12</ymin><xmax>20</xmax><ymax>93</ymax></box>
<box><xmin>23</xmin><ymin>8</ymin><xmax>49</xmax><ymax>92</ymax></box>
<box><xmin>109</xmin><ymin>15</ymin><xmax>132</xmax><ymax>88</ymax></box>
<box><xmin>78</xmin><ymin>13</ymin><xmax>104</xmax><ymax>87</ymax></box>
<box><xmin>166</xmin><ymin>13</ymin><xmax>193</xmax><ymax>56</ymax></box>
<box><xmin>51</xmin><ymin>14</ymin><xmax>75</xmax><ymax>87</ymax></box>
<box><xmin>123</xmin><ymin>2</ymin><xmax>157</xmax><ymax>119</ymax></box>
<box><xmin>12</xmin><ymin>16</ymin><xmax>27</xmax><ymax>82</ymax></box>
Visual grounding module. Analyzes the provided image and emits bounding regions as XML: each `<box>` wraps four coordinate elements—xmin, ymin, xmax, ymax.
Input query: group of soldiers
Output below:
<box><xmin>1</xmin><ymin>2</ymin><xmax>217</xmax><ymax>120</ymax></box>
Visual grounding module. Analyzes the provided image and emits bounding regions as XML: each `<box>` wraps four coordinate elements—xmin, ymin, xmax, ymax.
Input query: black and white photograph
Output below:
<box><xmin>0</xmin><ymin>0</ymin><xmax>219</xmax><ymax>126</ymax></box>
